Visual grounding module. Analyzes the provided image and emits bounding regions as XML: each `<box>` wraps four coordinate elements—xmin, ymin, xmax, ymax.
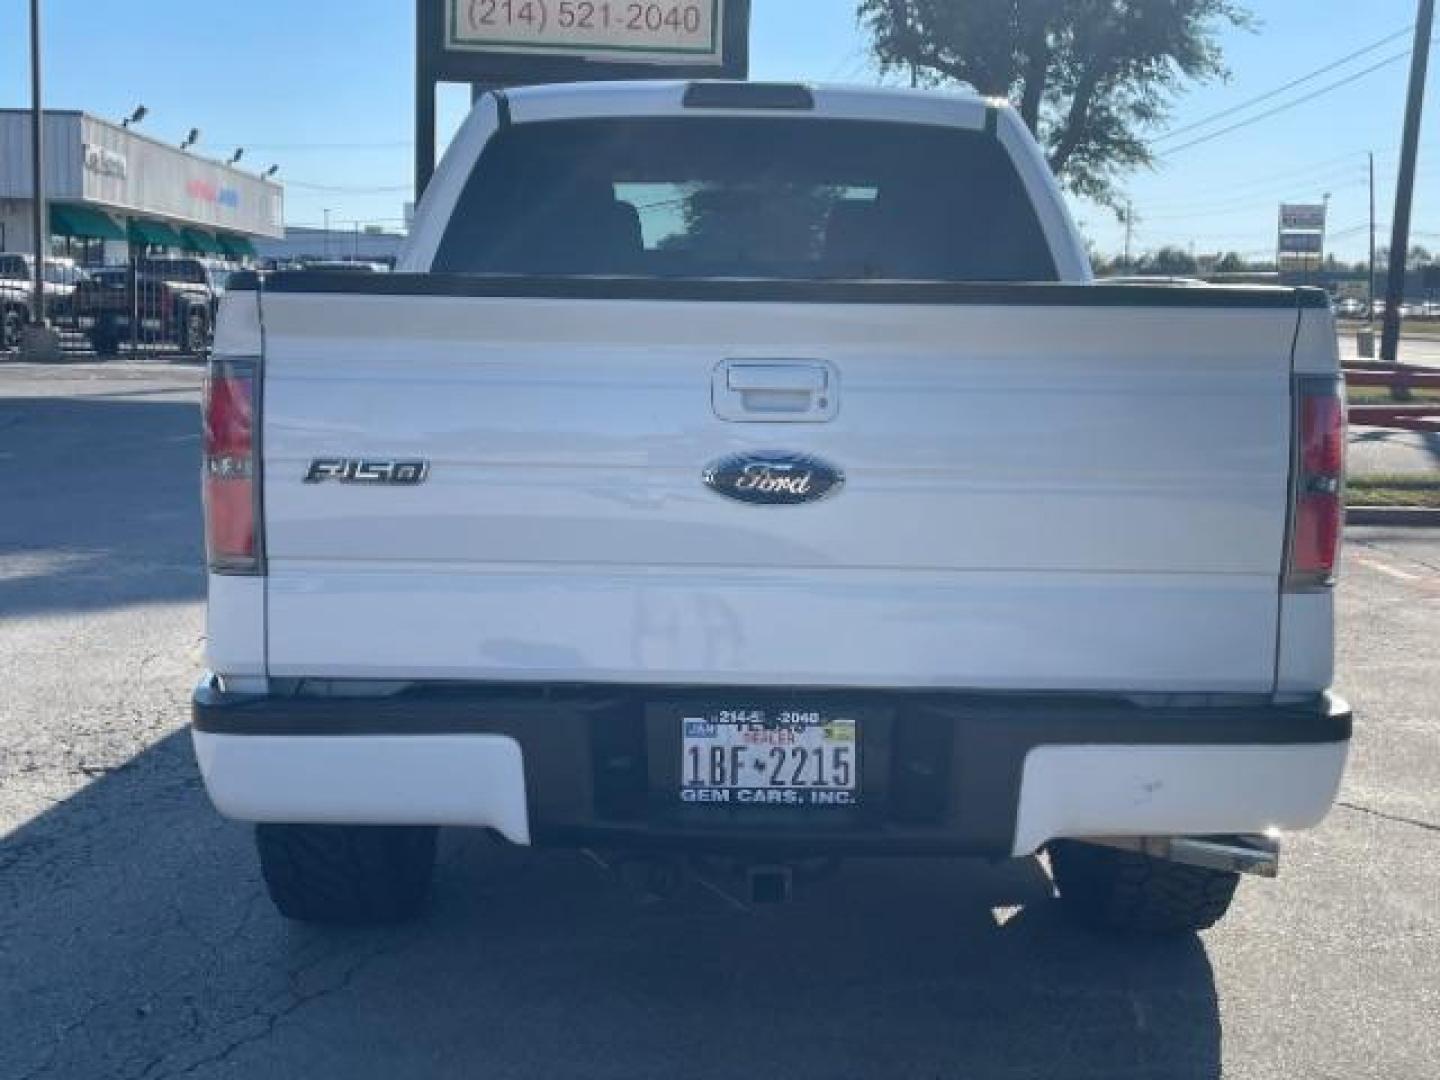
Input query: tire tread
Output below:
<box><xmin>255</xmin><ymin>824</ymin><xmax>437</xmax><ymax>925</ymax></box>
<box><xmin>1049</xmin><ymin>840</ymin><xmax>1240</xmax><ymax>936</ymax></box>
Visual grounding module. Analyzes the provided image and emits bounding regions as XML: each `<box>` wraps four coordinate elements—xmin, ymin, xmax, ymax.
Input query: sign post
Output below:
<box><xmin>416</xmin><ymin>0</ymin><xmax>751</xmax><ymax>198</ymax></box>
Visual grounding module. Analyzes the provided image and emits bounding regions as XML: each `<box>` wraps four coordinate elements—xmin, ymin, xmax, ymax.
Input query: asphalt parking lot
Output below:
<box><xmin>2</xmin><ymin>361</ymin><xmax>1437</xmax><ymax>1080</ymax></box>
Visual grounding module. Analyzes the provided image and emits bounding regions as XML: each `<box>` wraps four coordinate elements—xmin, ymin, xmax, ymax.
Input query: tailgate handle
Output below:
<box><xmin>715</xmin><ymin>361</ymin><xmax>837</xmax><ymax>422</ymax></box>
<box><xmin>727</xmin><ymin>365</ymin><xmax>827</xmax><ymax>393</ymax></box>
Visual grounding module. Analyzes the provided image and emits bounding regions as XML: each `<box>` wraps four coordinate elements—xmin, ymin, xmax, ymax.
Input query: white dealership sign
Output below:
<box><xmin>1279</xmin><ymin>204</ymin><xmax>1327</xmax><ymax>232</ymax></box>
<box><xmin>83</xmin><ymin>143</ymin><xmax>128</xmax><ymax>181</ymax></box>
<box><xmin>1277</xmin><ymin>202</ymin><xmax>1327</xmax><ymax>264</ymax></box>
<box><xmin>446</xmin><ymin>0</ymin><xmax>724</xmax><ymax>65</ymax></box>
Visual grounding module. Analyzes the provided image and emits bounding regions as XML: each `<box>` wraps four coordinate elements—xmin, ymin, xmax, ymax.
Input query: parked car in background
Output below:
<box><xmin>1</xmin><ymin>263</ymin><xmax>30</xmax><ymax>349</ymax></box>
<box><xmin>300</xmin><ymin>259</ymin><xmax>389</xmax><ymax>274</ymax></box>
<box><xmin>1335</xmin><ymin>297</ymin><xmax>1365</xmax><ymax>318</ymax></box>
<box><xmin>74</xmin><ymin>257</ymin><xmax>228</xmax><ymax>354</ymax></box>
<box><xmin>0</xmin><ymin>254</ymin><xmax>87</xmax><ymax>343</ymax></box>
<box><xmin>1096</xmin><ymin>275</ymin><xmax>1208</xmax><ymax>287</ymax></box>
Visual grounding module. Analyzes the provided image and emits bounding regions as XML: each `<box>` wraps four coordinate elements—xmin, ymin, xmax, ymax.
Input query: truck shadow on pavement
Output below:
<box><xmin>1349</xmin><ymin>426</ymin><xmax>1440</xmax><ymax>470</ymax></box>
<box><xmin>3</xmin><ymin>730</ymin><xmax>1222</xmax><ymax>1080</ymax></box>
<box><xmin>0</xmin><ymin>394</ymin><xmax>204</xmax><ymax>619</ymax></box>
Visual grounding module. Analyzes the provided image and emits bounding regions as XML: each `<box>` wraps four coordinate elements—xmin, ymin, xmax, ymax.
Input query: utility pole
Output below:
<box><xmin>20</xmin><ymin>0</ymin><xmax>60</xmax><ymax>361</ymax></box>
<box><xmin>1369</xmin><ymin>152</ymin><xmax>1378</xmax><ymax>318</ymax></box>
<box><xmin>1381</xmin><ymin>0</ymin><xmax>1435</xmax><ymax>366</ymax></box>
<box><xmin>1319</xmin><ymin>191</ymin><xmax>1332</xmax><ymax>288</ymax></box>
<box><xmin>1358</xmin><ymin>152</ymin><xmax>1380</xmax><ymax>358</ymax></box>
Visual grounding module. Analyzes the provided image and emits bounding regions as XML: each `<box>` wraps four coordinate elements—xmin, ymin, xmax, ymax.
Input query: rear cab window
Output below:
<box><xmin>434</xmin><ymin>117</ymin><xmax>1059</xmax><ymax>283</ymax></box>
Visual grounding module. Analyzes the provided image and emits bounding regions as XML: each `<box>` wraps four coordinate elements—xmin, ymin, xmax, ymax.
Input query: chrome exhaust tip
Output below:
<box><xmin>1079</xmin><ymin>833</ymin><xmax>1280</xmax><ymax>878</ymax></box>
<box><xmin>1165</xmin><ymin>834</ymin><xmax>1280</xmax><ymax>878</ymax></box>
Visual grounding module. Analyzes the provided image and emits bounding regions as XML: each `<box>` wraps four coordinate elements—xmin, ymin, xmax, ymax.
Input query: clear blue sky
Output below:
<box><xmin>2</xmin><ymin>0</ymin><xmax>1434</xmax><ymax>261</ymax></box>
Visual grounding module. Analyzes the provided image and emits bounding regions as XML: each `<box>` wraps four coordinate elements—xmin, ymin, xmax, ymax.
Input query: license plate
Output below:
<box><xmin>680</xmin><ymin>707</ymin><xmax>859</xmax><ymax>808</ymax></box>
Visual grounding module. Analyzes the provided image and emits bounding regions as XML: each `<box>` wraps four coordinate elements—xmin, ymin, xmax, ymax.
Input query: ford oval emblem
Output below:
<box><xmin>703</xmin><ymin>452</ymin><xmax>845</xmax><ymax>506</ymax></box>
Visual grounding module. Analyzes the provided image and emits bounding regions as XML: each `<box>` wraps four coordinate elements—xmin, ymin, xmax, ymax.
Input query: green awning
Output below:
<box><xmin>181</xmin><ymin>228</ymin><xmax>226</xmax><ymax>255</ymax></box>
<box><xmin>127</xmin><ymin>219</ymin><xmax>184</xmax><ymax>249</ymax></box>
<box><xmin>50</xmin><ymin>204</ymin><xmax>125</xmax><ymax>241</ymax></box>
<box><xmin>216</xmin><ymin>234</ymin><xmax>257</xmax><ymax>259</ymax></box>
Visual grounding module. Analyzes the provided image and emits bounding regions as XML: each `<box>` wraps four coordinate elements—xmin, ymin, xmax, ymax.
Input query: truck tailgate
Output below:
<box><xmin>258</xmin><ymin>288</ymin><xmax>1299</xmax><ymax>692</ymax></box>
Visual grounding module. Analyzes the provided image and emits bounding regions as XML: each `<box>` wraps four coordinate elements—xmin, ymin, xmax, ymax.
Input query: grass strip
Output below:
<box><xmin>1349</xmin><ymin>473</ymin><xmax>1440</xmax><ymax>508</ymax></box>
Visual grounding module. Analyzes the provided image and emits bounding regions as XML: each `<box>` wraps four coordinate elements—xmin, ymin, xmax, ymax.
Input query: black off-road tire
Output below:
<box><xmin>1048</xmin><ymin>840</ymin><xmax>1240</xmax><ymax>936</ymax></box>
<box><xmin>255</xmin><ymin>824</ymin><xmax>439</xmax><ymax>925</ymax></box>
<box><xmin>181</xmin><ymin>306</ymin><xmax>210</xmax><ymax>355</ymax></box>
<box><xmin>2</xmin><ymin>306</ymin><xmax>24</xmax><ymax>351</ymax></box>
<box><xmin>90</xmin><ymin>317</ymin><xmax>122</xmax><ymax>356</ymax></box>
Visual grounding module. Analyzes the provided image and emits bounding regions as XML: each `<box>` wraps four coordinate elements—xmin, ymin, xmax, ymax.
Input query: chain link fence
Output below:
<box><xmin>3</xmin><ymin>253</ymin><xmax>227</xmax><ymax>361</ymax></box>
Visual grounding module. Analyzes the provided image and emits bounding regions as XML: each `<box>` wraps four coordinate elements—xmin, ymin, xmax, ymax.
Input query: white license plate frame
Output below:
<box><xmin>679</xmin><ymin>707</ymin><xmax>860</xmax><ymax>808</ymax></box>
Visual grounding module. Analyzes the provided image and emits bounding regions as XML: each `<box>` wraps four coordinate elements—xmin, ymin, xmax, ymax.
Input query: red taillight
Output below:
<box><xmin>203</xmin><ymin>358</ymin><xmax>263</xmax><ymax>574</ymax></box>
<box><xmin>1300</xmin><ymin>395</ymin><xmax>1344</xmax><ymax>476</ymax></box>
<box><xmin>1286</xmin><ymin>378</ymin><xmax>1345</xmax><ymax>588</ymax></box>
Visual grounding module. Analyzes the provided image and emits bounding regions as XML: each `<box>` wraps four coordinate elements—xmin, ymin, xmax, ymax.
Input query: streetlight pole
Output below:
<box><xmin>20</xmin><ymin>0</ymin><xmax>61</xmax><ymax>361</ymax></box>
<box><xmin>1381</xmin><ymin>0</ymin><xmax>1435</xmax><ymax>367</ymax></box>
<box><xmin>27</xmin><ymin>0</ymin><xmax>47</xmax><ymax>328</ymax></box>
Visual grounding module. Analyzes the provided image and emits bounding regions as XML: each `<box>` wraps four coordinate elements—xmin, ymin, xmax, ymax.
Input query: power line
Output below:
<box><xmin>1136</xmin><ymin>171</ymin><xmax>1368</xmax><ymax>221</ymax></box>
<box><xmin>1161</xmin><ymin>47</ymin><xmax>1421</xmax><ymax>157</ymax></box>
<box><xmin>232</xmin><ymin>141</ymin><xmax>413</xmax><ymax>151</ymax></box>
<box><xmin>1163</xmin><ymin>144</ymin><xmax>1409</xmax><ymax>196</ymax></box>
<box><xmin>1328</xmin><ymin>222</ymin><xmax>1376</xmax><ymax>239</ymax></box>
<box><xmin>1128</xmin><ymin>149</ymin><xmax>1379</xmax><ymax>216</ymax></box>
<box><xmin>1154</xmin><ymin>26</ymin><xmax>1416</xmax><ymax>144</ymax></box>
<box><xmin>1132</xmin><ymin>151</ymin><xmax>1437</xmax><ymax>220</ymax></box>
<box><xmin>284</xmin><ymin>180</ymin><xmax>413</xmax><ymax>193</ymax></box>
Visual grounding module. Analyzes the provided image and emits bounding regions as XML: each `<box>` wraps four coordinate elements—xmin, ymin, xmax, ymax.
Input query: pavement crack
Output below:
<box><xmin>15</xmin><ymin>996</ymin><xmax>105</xmax><ymax>1080</ymax></box>
<box><xmin>132</xmin><ymin>931</ymin><xmax>418</xmax><ymax>1080</ymax></box>
<box><xmin>1349</xmin><ymin>537</ymin><xmax>1440</xmax><ymax>577</ymax></box>
<box><xmin>1337</xmin><ymin>800</ymin><xmax>1440</xmax><ymax>834</ymax></box>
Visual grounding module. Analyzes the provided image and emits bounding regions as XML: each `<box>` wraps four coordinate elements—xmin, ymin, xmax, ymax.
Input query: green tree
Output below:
<box><xmin>658</xmin><ymin>183</ymin><xmax>847</xmax><ymax>265</ymax></box>
<box><xmin>858</xmin><ymin>0</ymin><xmax>1252</xmax><ymax>208</ymax></box>
<box><xmin>1213</xmin><ymin>251</ymin><xmax>1248</xmax><ymax>273</ymax></box>
<box><xmin>1137</xmin><ymin>245</ymin><xmax>1198</xmax><ymax>275</ymax></box>
<box><xmin>1375</xmin><ymin>245</ymin><xmax>1435</xmax><ymax>270</ymax></box>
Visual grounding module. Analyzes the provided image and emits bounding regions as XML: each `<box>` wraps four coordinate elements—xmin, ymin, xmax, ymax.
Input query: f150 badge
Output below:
<box><xmin>304</xmin><ymin>459</ymin><xmax>429</xmax><ymax>485</ymax></box>
<box><xmin>703</xmin><ymin>452</ymin><xmax>844</xmax><ymax>506</ymax></box>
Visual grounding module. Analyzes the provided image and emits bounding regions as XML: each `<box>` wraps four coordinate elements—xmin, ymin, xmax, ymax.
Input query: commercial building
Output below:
<box><xmin>252</xmin><ymin>225</ymin><xmax>406</xmax><ymax>267</ymax></box>
<box><xmin>0</xmin><ymin>110</ymin><xmax>283</xmax><ymax>264</ymax></box>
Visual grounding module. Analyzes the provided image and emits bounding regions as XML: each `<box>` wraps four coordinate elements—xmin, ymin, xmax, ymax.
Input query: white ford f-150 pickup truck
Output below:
<box><xmin>193</xmin><ymin>80</ymin><xmax>1350</xmax><ymax>935</ymax></box>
